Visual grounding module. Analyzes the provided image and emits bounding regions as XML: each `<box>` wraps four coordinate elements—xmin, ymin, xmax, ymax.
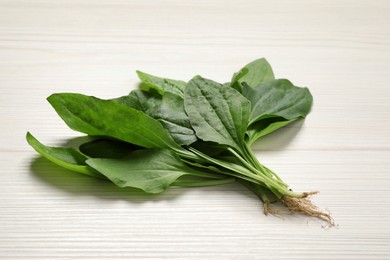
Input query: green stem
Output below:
<box><xmin>243</xmin><ymin>143</ymin><xmax>271</xmax><ymax>176</ymax></box>
<box><xmin>188</xmin><ymin>147</ymin><xmax>303</xmax><ymax>198</ymax></box>
<box><xmin>188</xmin><ymin>171</ymin><xmax>225</xmax><ymax>179</ymax></box>
<box><xmin>227</xmin><ymin>148</ymin><xmax>262</xmax><ymax>176</ymax></box>
<box><xmin>228</xmin><ymin>148</ymin><xmax>286</xmax><ymax>195</ymax></box>
<box><xmin>262</xmin><ymin>164</ymin><xmax>285</xmax><ymax>184</ymax></box>
<box><xmin>242</xmin><ymin>143</ymin><xmax>264</xmax><ymax>172</ymax></box>
<box><xmin>188</xmin><ymin>147</ymin><xmax>262</xmax><ymax>183</ymax></box>
<box><xmin>243</xmin><ymin>143</ymin><xmax>288</xmax><ymax>188</ymax></box>
<box><xmin>174</xmin><ymin>146</ymin><xmax>203</xmax><ymax>161</ymax></box>
<box><xmin>172</xmin><ymin>177</ymin><xmax>236</xmax><ymax>187</ymax></box>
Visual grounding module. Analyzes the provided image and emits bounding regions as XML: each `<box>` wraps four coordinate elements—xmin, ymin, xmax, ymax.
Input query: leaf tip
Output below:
<box><xmin>26</xmin><ymin>131</ymin><xmax>34</xmax><ymax>144</ymax></box>
<box><xmin>46</xmin><ymin>93</ymin><xmax>63</xmax><ymax>107</ymax></box>
<box><xmin>136</xmin><ymin>70</ymin><xmax>147</xmax><ymax>79</ymax></box>
<box><xmin>25</xmin><ymin>132</ymin><xmax>41</xmax><ymax>151</ymax></box>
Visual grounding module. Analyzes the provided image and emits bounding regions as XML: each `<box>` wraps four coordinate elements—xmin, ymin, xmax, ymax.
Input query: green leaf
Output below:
<box><xmin>189</xmin><ymin>140</ymin><xmax>227</xmax><ymax>157</ymax></box>
<box><xmin>86</xmin><ymin>149</ymin><xmax>208</xmax><ymax>193</ymax></box>
<box><xmin>242</xmin><ymin>80</ymin><xmax>312</xmax><ymax>145</ymax></box>
<box><xmin>113</xmin><ymin>90</ymin><xmax>145</xmax><ymax>111</ymax></box>
<box><xmin>230</xmin><ymin>68</ymin><xmax>248</xmax><ymax>92</ymax></box>
<box><xmin>79</xmin><ymin>139</ymin><xmax>139</xmax><ymax>159</ymax></box>
<box><xmin>231</xmin><ymin>58</ymin><xmax>274</xmax><ymax>90</ymax></box>
<box><xmin>26</xmin><ymin>132</ymin><xmax>104</xmax><ymax>179</ymax></box>
<box><xmin>47</xmin><ymin>93</ymin><xmax>182</xmax><ymax>151</ymax></box>
<box><xmin>159</xmin><ymin>93</ymin><xmax>198</xmax><ymax>145</ymax></box>
<box><xmin>115</xmin><ymin>90</ymin><xmax>197</xmax><ymax>145</ymax></box>
<box><xmin>246</xmin><ymin>119</ymin><xmax>296</xmax><ymax>146</ymax></box>
<box><xmin>136</xmin><ymin>70</ymin><xmax>187</xmax><ymax>97</ymax></box>
<box><xmin>243</xmin><ymin>80</ymin><xmax>312</xmax><ymax>125</ymax></box>
<box><xmin>184</xmin><ymin>76</ymin><xmax>250</xmax><ymax>152</ymax></box>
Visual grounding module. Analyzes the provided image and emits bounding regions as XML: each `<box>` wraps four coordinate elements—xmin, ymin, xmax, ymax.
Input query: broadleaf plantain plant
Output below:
<box><xmin>27</xmin><ymin>58</ymin><xmax>332</xmax><ymax>223</ymax></box>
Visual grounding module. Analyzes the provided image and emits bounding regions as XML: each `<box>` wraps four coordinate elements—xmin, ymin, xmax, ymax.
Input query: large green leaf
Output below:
<box><xmin>115</xmin><ymin>90</ymin><xmax>197</xmax><ymax>145</ymax></box>
<box><xmin>26</xmin><ymin>132</ymin><xmax>104</xmax><ymax>179</ymax></box>
<box><xmin>242</xmin><ymin>80</ymin><xmax>312</xmax><ymax>145</ymax></box>
<box><xmin>47</xmin><ymin>93</ymin><xmax>182</xmax><ymax>151</ymax></box>
<box><xmin>242</xmin><ymin>79</ymin><xmax>312</xmax><ymax>125</ymax></box>
<box><xmin>136</xmin><ymin>70</ymin><xmax>186</xmax><ymax>97</ymax></box>
<box><xmin>86</xmin><ymin>149</ymin><xmax>210</xmax><ymax>193</ymax></box>
<box><xmin>184</xmin><ymin>76</ymin><xmax>250</xmax><ymax>152</ymax></box>
<box><xmin>231</xmin><ymin>58</ymin><xmax>275</xmax><ymax>91</ymax></box>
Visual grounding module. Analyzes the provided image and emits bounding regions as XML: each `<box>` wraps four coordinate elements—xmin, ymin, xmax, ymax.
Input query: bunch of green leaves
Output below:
<box><xmin>27</xmin><ymin>58</ymin><xmax>313</xmax><ymax>209</ymax></box>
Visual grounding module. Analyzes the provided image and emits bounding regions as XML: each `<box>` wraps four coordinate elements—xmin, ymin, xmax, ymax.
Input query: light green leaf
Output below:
<box><xmin>136</xmin><ymin>70</ymin><xmax>186</xmax><ymax>97</ymax></box>
<box><xmin>115</xmin><ymin>90</ymin><xmax>197</xmax><ymax>145</ymax></box>
<box><xmin>26</xmin><ymin>132</ymin><xmax>104</xmax><ymax>179</ymax></box>
<box><xmin>47</xmin><ymin>93</ymin><xmax>182</xmax><ymax>151</ymax></box>
<box><xmin>184</xmin><ymin>76</ymin><xmax>250</xmax><ymax>152</ymax></box>
<box><xmin>231</xmin><ymin>58</ymin><xmax>274</xmax><ymax>90</ymax></box>
<box><xmin>86</xmin><ymin>149</ymin><xmax>209</xmax><ymax>193</ymax></box>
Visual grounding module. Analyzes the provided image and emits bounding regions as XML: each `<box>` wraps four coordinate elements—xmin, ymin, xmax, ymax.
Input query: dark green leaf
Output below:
<box><xmin>79</xmin><ymin>139</ymin><xmax>140</xmax><ymax>159</ymax></box>
<box><xmin>136</xmin><ymin>70</ymin><xmax>186</xmax><ymax>97</ymax></box>
<box><xmin>113</xmin><ymin>91</ymin><xmax>145</xmax><ymax>111</ymax></box>
<box><xmin>189</xmin><ymin>140</ymin><xmax>227</xmax><ymax>157</ymax></box>
<box><xmin>231</xmin><ymin>58</ymin><xmax>274</xmax><ymax>90</ymax></box>
<box><xmin>47</xmin><ymin>93</ymin><xmax>183</xmax><ymax>151</ymax></box>
<box><xmin>86</xmin><ymin>149</ymin><xmax>206</xmax><ymax>193</ymax></box>
<box><xmin>115</xmin><ymin>90</ymin><xmax>197</xmax><ymax>145</ymax></box>
<box><xmin>26</xmin><ymin>132</ymin><xmax>104</xmax><ymax>179</ymax></box>
<box><xmin>242</xmin><ymin>79</ymin><xmax>312</xmax><ymax>145</ymax></box>
<box><xmin>159</xmin><ymin>93</ymin><xmax>198</xmax><ymax>145</ymax></box>
<box><xmin>245</xmin><ymin>118</ymin><xmax>296</xmax><ymax>146</ymax></box>
<box><xmin>243</xmin><ymin>80</ymin><xmax>312</xmax><ymax>125</ymax></box>
<box><xmin>184</xmin><ymin>76</ymin><xmax>250</xmax><ymax>152</ymax></box>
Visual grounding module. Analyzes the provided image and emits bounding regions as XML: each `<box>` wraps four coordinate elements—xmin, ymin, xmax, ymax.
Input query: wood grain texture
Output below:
<box><xmin>1</xmin><ymin>0</ymin><xmax>389</xmax><ymax>259</ymax></box>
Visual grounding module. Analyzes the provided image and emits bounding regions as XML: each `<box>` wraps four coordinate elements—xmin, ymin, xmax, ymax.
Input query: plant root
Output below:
<box><xmin>263</xmin><ymin>201</ymin><xmax>280</xmax><ymax>216</ymax></box>
<box><xmin>281</xmin><ymin>192</ymin><xmax>334</xmax><ymax>225</ymax></box>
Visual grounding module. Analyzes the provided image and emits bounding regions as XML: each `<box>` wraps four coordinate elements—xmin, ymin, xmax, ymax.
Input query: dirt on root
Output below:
<box><xmin>281</xmin><ymin>192</ymin><xmax>334</xmax><ymax>225</ymax></box>
<box><xmin>262</xmin><ymin>192</ymin><xmax>334</xmax><ymax>226</ymax></box>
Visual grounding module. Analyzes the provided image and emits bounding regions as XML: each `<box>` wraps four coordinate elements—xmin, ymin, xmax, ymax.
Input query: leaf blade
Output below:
<box><xmin>136</xmin><ymin>70</ymin><xmax>186</xmax><ymax>97</ymax></box>
<box><xmin>47</xmin><ymin>93</ymin><xmax>182</xmax><ymax>151</ymax></box>
<box><xmin>231</xmin><ymin>58</ymin><xmax>275</xmax><ymax>90</ymax></box>
<box><xmin>86</xmin><ymin>149</ymin><xmax>201</xmax><ymax>193</ymax></box>
<box><xmin>184</xmin><ymin>76</ymin><xmax>250</xmax><ymax>152</ymax></box>
<box><xmin>115</xmin><ymin>90</ymin><xmax>197</xmax><ymax>145</ymax></box>
<box><xmin>26</xmin><ymin>132</ymin><xmax>103</xmax><ymax>179</ymax></box>
<box><xmin>242</xmin><ymin>79</ymin><xmax>312</xmax><ymax>145</ymax></box>
<box><xmin>243</xmin><ymin>79</ymin><xmax>313</xmax><ymax>124</ymax></box>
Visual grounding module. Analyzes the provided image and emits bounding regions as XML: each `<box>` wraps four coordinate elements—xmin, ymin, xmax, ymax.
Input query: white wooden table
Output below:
<box><xmin>1</xmin><ymin>1</ymin><xmax>389</xmax><ymax>259</ymax></box>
